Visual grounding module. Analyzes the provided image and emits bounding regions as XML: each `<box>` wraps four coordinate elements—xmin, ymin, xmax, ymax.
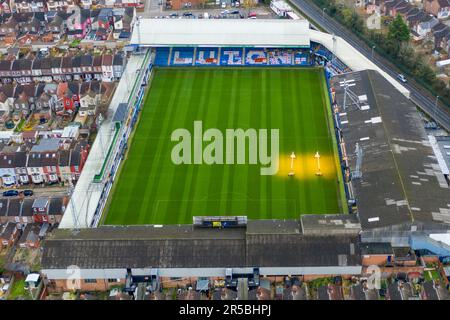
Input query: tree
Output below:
<box><xmin>388</xmin><ymin>14</ymin><xmax>410</xmax><ymax>43</ymax></box>
<box><xmin>397</xmin><ymin>44</ymin><xmax>415</xmax><ymax>69</ymax></box>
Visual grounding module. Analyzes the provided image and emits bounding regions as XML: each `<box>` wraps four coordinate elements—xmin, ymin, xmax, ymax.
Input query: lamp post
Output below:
<box><xmin>322</xmin><ymin>8</ymin><xmax>326</xmax><ymax>20</ymax></box>
<box><xmin>371</xmin><ymin>45</ymin><xmax>376</xmax><ymax>60</ymax></box>
<box><xmin>289</xmin><ymin>152</ymin><xmax>296</xmax><ymax>176</ymax></box>
<box><xmin>434</xmin><ymin>95</ymin><xmax>439</xmax><ymax>122</ymax></box>
<box><xmin>315</xmin><ymin>151</ymin><xmax>322</xmax><ymax>176</ymax></box>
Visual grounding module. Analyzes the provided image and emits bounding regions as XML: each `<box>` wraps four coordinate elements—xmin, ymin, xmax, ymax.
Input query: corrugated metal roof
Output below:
<box><xmin>130</xmin><ymin>19</ymin><xmax>311</xmax><ymax>47</ymax></box>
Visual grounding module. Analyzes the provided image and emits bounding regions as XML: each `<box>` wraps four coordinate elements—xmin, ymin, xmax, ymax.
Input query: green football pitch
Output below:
<box><xmin>104</xmin><ymin>67</ymin><xmax>345</xmax><ymax>225</ymax></box>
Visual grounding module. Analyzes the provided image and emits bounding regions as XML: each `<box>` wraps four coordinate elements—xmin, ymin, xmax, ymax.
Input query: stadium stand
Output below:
<box><xmin>220</xmin><ymin>47</ymin><xmax>243</xmax><ymax>66</ymax></box>
<box><xmin>293</xmin><ymin>49</ymin><xmax>310</xmax><ymax>66</ymax></box>
<box><xmin>195</xmin><ymin>48</ymin><xmax>219</xmax><ymax>66</ymax></box>
<box><xmin>245</xmin><ymin>49</ymin><xmax>267</xmax><ymax>65</ymax></box>
<box><xmin>171</xmin><ymin>47</ymin><xmax>195</xmax><ymax>66</ymax></box>
<box><xmin>151</xmin><ymin>44</ymin><xmax>349</xmax><ymax>74</ymax></box>
<box><xmin>154</xmin><ymin>47</ymin><xmax>171</xmax><ymax>66</ymax></box>
<box><xmin>267</xmin><ymin>49</ymin><xmax>293</xmax><ymax>66</ymax></box>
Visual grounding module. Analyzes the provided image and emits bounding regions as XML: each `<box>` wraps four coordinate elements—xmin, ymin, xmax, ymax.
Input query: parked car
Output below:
<box><xmin>248</xmin><ymin>12</ymin><xmax>257</xmax><ymax>18</ymax></box>
<box><xmin>183</xmin><ymin>12</ymin><xmax>193</xmax><ymax>17</ymax></box>
<box><xmin>22</xmin><ymin>190</ymin><xmax>33</xmax><ymax>197</ymax></box>
<box><xmin>221</xmin><ymin>1</ymin><xmax>226</xmax><ymax>8</ymax></box>
<box><xmin>397</xmin><ymin>74</ymin><xmax>407</xmax><ymax>83</ymax></box>
<box><xmin>3</xmin><ymin>190</ymin><xmax>19</xmax><ymax>197</ymax></box>
<box><xmin>230</xmin><ymin>10</ymin><xmax>239</xmax><ymax>14</ymax></box>
<box><xmin>169</xmin><ymin>13</ymin><xmax>179</xmax><ymax>18</ymax></box>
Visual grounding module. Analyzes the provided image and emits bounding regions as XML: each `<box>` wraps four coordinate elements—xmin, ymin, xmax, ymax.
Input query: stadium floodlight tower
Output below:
<box><xmin>289</xmin><ymin>151</ymin><xmax>296</xmax><ymax>176</ymax></box>
<box><xmin>332</xmin><ymin>33</ymin><xmax>337</xmax><ymax>65</ymax></box>
<box><xmin>341</xmin><ymin>79</ymin><xmax>361</xmax><ymax>110</ymax></box>
<box><xmin>136</xmin><ymin>16</ymin><xmax>141</xmax><ymax>52</ymax></box>
<box><xmin>315</xmin><ymin>151</ymin><xmax>322</xmax><ymax>176</ymax></box>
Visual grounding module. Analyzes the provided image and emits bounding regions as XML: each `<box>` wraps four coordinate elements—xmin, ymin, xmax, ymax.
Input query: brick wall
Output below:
<box><xmin>362</xmin><ymin>255</ymin><xmax>391</xmax><ymax>266</ymax></box>
<box><xmin>48</xmin><ymin>278</ymin><xmax>126</xmax><ymax>292</ymax></box>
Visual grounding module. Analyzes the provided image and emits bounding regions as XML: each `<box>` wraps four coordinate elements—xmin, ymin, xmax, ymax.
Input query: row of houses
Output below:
<box><xmin>366</xmin><ymin>0</ymin><xmax>450</xmax><ymax>51</ymax></box>
<box><xmin>0</xmin><ymin>79</ymin><xmax>116</xmax><ymax>122</ymax></box>
<box><xmin>0</xmin><ymin>53</ymin><xmax>126</xmax><ymax>84</ymax></box>
<box><xmin>77</xmin><ymin>0</ymin><xmax>144</xmax><ymax>10</ymax></box>
<box><xmin>0</xmin><ymin>0</ymin><xmax>74</xmax><ymax>13</ymax></box>
<box><xmin>1</xmin><ymin>220</ymin><xmax>60</xmax><ymax>250</ymax></box>
<box><xmin>0</xmin><ymin>6</ymin><xmax>135</xmax><ymax>45</ymax></box>
<box><xmin>317</xmin><ymin>278</ymin><xmax>449</xmax><ymax>300</ymax></box>
<box><xmin>0</xmin><ymin>137</ymin><xmax>89</xmax><ymax>185</ymax></box>
<box><xmin>0</xmin><ymin>0</ymin><xmax>143</xmax><ymax>14</ymax></box>
<box><xmin>0</xmin><ymin>196</ymin><xmax>66</xmax><ymax>226</ymax></box>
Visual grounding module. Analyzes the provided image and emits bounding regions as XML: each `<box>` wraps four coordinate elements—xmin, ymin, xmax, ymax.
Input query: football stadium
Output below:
<box><xmin>103</xmin><ymin>20</ymin><xmax>350</xmax><ymax>225</ymax></box>
<box><xmin>59</xmin><ymin>19</ymin><xmax>410</xmax><ymax>229</ymax></box>
<box><xmin>43</xmin><ymin>18</ymin><xmax>450</xmax><ymax>290</ymax></box>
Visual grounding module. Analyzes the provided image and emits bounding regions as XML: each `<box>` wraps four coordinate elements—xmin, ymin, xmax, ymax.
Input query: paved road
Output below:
<box><xmin>0</xmin><ymin>185</ymin><xmax>70</xmax><ymax>199</ymax></box>
<box><xmin>290</xmin><ymin>0</ymin><xmax>450</xmax><ymax>132</ymax></box>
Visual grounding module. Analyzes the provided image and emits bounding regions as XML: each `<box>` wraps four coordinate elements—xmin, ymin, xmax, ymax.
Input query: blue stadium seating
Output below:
<box><xmin>154</xmin><ymin>47</ymin><xmax>170</xmax><ymax>66</ymax></box>
<box><xmin>195</xmin><ymin>48</ymin><xmax>219</xmax><ymax>66</ymax></box>
<box><xmin>267</xmin><ymin>49</ymin><xmax>293</xmax><ymax>66</ymax></box>
<box><xmin>171</xmin><ymin>47</ymin><xmax>195</xmax><ymax>66</ymax></box>
<box><xmin>293</xmin><ymin>50</ymin><xmax>310</xmax><ymax>66</ymax></box>
<box><xmin>245</xmin><ymin>49</ymin><xmax>267</xmax><ymax>66</ymax></box>
<box><xmin>151</xmin><ymin>45</ymin><xmax>350</xmax><ymax>74</ymax></box>
<box><xmin>220</xmin><ymin>47</ymin><xmax>243</xmax><ymax>66</ymax></box>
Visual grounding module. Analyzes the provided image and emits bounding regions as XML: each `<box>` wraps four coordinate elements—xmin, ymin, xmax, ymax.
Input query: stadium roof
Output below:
<box><xmin>130</xmin><ymin>19</ymin><xmax>311</xmax><ymax>48</ymax></box>
<box><xmin>41</xmin><ymin>224</ymin><xmax>361</xmax><ymax>269</ymax></box>
<box><xmin>332</xmin><ymin>70</ymin><xmax>450</xmax><ymax>231</ymax></box>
